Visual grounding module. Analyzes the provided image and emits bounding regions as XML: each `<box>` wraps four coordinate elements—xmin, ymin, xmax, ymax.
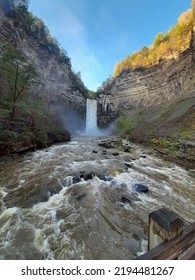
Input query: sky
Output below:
<box><xmin>29</xmin><ymin>0</ymin><xmax>192</xmax><ymax>91</ymax></box>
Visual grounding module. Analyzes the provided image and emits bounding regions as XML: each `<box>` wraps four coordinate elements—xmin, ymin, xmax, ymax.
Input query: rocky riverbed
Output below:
<box><xmin>0</xmin><ymin>136</ymin><xmax>194</xmax><ymax>260</ymax></box>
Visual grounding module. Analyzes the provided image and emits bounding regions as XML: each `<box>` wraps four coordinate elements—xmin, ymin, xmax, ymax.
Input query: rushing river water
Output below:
<box><xmin>0</xmin><ymin>136</ymin><xmax>194</xmax><ymax>260</ymax></box>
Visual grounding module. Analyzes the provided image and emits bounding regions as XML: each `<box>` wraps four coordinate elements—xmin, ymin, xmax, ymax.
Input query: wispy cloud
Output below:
<box><xmin>47</xmin><ymin>2</ymin><xmax>104</xmax><ymax>91</ymax></box>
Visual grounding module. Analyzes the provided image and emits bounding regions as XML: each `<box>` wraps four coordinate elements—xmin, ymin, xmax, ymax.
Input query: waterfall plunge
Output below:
<box><xmin>86</xmin><ymin>99</ymin><xmax>98</xmax><ymax>135</ymax></box>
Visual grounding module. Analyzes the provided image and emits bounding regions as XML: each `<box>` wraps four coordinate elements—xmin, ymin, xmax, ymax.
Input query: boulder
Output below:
<box><xmin>76</xmin><ymin>193</ymin><xmax>87</xmax><ymax>201</ymax></box>
<box><xmin>112</xmin><ymin>152</ymin><xmax>119</xmax><ymax>156</ymax></box>
<box><xmin>121</xmin><ymin>196</ymin><xmax>131</xmax><ymax>204</ymax></box>
<box><xmin>133</xmin><ymin>183</ymin><xmax>148</xmax><ymax>193</ymax></box>
<box><xmin>99</xmin><ymin>174</ymin><xmax>113</xmax><ymax>181</ymax></box>
<box><xmin>83</xmin><ymin>172</ymin><xmax>95</xmax><ymax>180</ymax></box>
<box><xmin>72</xmin><ymin>176</ymin><xmax>81</xmax><ymax>184</ymax></box>
<box><xmin>98</xmin><ymin>141</ymin><xmax>114</xmax><ymax>149</ymax></box>
<box><xmin>124</xmin><ymin>147</ymin><xmax>131</xmax><ymax>153</ymax></box>
<box><xmin>125</xmin><ymin>162</ymin><xmax>133</xmax><ymax>168</ymax></box>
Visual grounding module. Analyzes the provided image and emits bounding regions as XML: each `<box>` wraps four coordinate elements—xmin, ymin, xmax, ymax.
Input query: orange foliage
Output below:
<box><xmin>178</xmin><ymin>9</ymin><xmax>192</xmax><ymax>24</ymax></box>
<box><xmin>113</xmin><ymin>9</ymin><xmax>193</xmax><ymax>78</ymax></box>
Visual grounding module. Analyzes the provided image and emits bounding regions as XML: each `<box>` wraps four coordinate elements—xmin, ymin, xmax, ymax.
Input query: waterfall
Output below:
<box><xmin>86</xmin><ymin>98</ymin><xmax>98</xmax><ymax>135</ymax></box>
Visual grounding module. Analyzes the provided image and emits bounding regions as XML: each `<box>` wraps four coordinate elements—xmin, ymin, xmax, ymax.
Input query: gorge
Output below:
<box><xmin>0</xmin><ymin>1</ymin><xmax>194</xmax><ymax>260</ymax></box>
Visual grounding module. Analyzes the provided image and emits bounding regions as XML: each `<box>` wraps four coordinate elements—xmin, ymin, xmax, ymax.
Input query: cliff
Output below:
<box><xmin>0</xmin><ymin>11</ymin><xmax>86</xmax><ymax>132</ymax></box>
<box><xmin>97</xmin><ymin>32</ymin><xmax>195</xmax><ymax>127</ymax></box>
<box><xmin>97</xmin><ymin>30</ymin><xmax>195</xmax><ymax>169</ymax></box>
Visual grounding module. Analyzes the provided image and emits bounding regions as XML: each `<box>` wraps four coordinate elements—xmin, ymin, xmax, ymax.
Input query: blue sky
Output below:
<box><xmin>29</xmin><ymin>0</ymin><xmax>192</xmax><ymax>91</ymax></box>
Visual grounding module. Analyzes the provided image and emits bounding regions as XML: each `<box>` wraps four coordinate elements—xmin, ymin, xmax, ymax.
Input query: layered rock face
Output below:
<box><xmin>0</xmin><ymin>12</ymin><xmax>86</xmax><ymax>131</ymax></box>
<box><xmin>97</xmin><ymin>35</ymin><xmax>195</xmax><ymax>127</ymax></box>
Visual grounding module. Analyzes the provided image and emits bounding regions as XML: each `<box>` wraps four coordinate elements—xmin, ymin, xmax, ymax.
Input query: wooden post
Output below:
<box><xmin>148</xmin><ymin>208</ymin><xmax>183</xmax><ymax>250</ymax></box>
<box><xmin>137</xmin><ymin>222</ymin><xmax>195</xmax><ymax>260</ymax></box>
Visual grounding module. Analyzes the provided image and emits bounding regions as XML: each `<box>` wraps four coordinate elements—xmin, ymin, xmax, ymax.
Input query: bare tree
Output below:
<box><xmin>0</xmin><ymin>45</ymin><xmax>39</xmax><ymax>119</ymax></box>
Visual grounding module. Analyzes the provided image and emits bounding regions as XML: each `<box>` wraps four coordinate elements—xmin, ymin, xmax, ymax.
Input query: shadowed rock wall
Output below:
<box><xmin>0</xmin><ymin>12</ymin><xmax>86</xmax><ymax>131</ymax></box>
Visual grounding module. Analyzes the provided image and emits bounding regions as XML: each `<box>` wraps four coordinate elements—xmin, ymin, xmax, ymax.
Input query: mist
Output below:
<box><xmin>84</xmin><ymin>98</ymin><xmax>116</xmax><ymax>137</ymax></box>
<box><xmin>49</xmin><ymin>99</ymin><xmax>116</xmax><ymax>138</ymax></box>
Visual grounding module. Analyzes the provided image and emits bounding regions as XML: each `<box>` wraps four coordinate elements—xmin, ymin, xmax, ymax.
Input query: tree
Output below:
<box><xmin>0</xmin><ymin>0</ymin><xmax>15</xmax><ymax>14</ymax></box>
<box><xmin>114</xmin><ymin>62</ymin><xmax>121</xmax><ymax>77</ymax></box>
<box><xmin>0</xmin><ymin>0</ymin><xmax>29</xmax><ymax>15</ymax></box>
<box><xmin>0</xmin><ymin>45</ymin><xmax>39</xmax><ymax>119</ymax></box>
<box><xmin>192</xmin><ymin>0</ymin><xmax>195</xmax><ymax>17</ymax></box>
<box><xmin>23</xmin><ymin>94</ymin><xmax>47</xmax><ymax>133</ymax></box>
<box><xmin>178</xmin><ymin>9</ymin><xmax>192</xmax><ymax>24</ymax></box>
<box><xmin>154</xmin><ymin>33</ymin><xmax>165</xmax><ymax>48</ymax></box>
<box><xmin>14</xmin><ymin>0</ymin><xmax>29</xmax><ymax>9</ymax></box>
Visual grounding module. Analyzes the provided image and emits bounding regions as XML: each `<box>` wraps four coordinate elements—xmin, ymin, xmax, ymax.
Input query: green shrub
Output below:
<box><xmin>180</xmin><ymin>131</ymin><xmax>191</xmax><ymax>141</ymax></box>
<box><xmin>149</xmin><ymin>138</ymin><xmax>180</xmax><ymax>149</ymax></box>
<box><xmin>34</xmin><ymin>131</ymin><xmax>48</xmax><ymax>147</ymax></box>
<box><xmin>117</xmin><ymin>116</ymin><xmax>133</xmax><ymax>133</ymax></box>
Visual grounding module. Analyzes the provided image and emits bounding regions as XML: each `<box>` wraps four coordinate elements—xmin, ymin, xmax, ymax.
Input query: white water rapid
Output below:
<box><xmin>86</xmin><ymin>99</ymin><xmax>98</xmax><ymax>135</ymax></box>
<box><xmin>0</xmin><ymin>136</ymin><xmax>194</xmax><ymax>260</ymax></box>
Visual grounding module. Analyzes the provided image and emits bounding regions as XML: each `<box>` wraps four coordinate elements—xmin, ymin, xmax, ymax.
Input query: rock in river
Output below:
<box><xmin>133</xmin><ymin>183</ymin><xmax>149</xmax><ymax>193</ymax></box>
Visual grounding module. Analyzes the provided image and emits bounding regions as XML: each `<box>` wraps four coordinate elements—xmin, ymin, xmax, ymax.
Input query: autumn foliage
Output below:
<box><xmin>114</xmin><ymin>9</ymin><xmax>194</xmax><ymax>77</ymax></box>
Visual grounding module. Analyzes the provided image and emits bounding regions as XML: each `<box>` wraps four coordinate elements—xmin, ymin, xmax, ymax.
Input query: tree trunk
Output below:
<box><xmin>10</xmin><ymin>102</ymin><xmax>16</xmax><ymax>120</ymax></box>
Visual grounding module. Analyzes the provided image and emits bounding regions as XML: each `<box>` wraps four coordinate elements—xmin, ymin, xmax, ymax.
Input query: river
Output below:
<box><xmin>0</xmin><ymin>136</ymin><xmax>194</xmax><ymax>260</ymax></box>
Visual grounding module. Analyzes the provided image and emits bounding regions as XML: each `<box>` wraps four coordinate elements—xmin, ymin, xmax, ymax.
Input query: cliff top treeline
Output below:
<box><xmin>0</xmin><ymin>0</ymin><xmax>88</xmax><ymax>96</ymax></box>
<box><xmin>114</xmin><ymin>8</ymin><xmax>195</xmax><ymax>78</ymax></box>
<box><xmin>0</xmin><ymin>0</ymin><xmax>71</xmax><ymax>66</ymax></box>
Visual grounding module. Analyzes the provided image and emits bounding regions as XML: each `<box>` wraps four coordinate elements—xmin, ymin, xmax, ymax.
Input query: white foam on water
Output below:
<box><xmin>0</xmin><ymin>136</ymin><xmax>194</xmax><ymax>259</ymax></box>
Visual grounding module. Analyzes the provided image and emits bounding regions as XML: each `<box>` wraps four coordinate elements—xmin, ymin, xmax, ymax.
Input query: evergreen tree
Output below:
<box><xmin>0</xmin><ymin>0</ymin><xmax>15</xmax><ymax>15</ymax></box>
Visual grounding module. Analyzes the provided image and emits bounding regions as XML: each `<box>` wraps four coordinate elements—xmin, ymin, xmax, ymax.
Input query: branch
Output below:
<box><xmin>15</xmin><ymin>75</ymin><xmax>30</xmax><ymax>100</ymax></box>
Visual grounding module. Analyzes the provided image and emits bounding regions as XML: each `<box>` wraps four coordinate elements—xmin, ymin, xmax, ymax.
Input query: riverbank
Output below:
<box><xmin>146</xmin><ymin>138</ymin><xmax>195</xmax><ymax>171</ymax></box>
<box><xmin>112</xmin><ymin>96</ymin><xmax>195</xmax><ymax>171</ymax></box>
<box><xmin>1</xmin><ymin>133</ymin><xmax>194</xmax><ymax>174</ymax></box>
<box><xmin>98</xmin><ymin>135</ymin><xmax>195</xmax><ymax>172</ymax></box>
<box><xmin>126</xmin><ymin>137</ymin><xmax>195</xmax><ymax>171</ymax></box>
<box><xmin>0</xmin><ymin>129</ymin><xmax>71</xmax><ymax>162</ymax></box>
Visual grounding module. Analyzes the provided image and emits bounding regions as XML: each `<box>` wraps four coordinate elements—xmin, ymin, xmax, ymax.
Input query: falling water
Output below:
<box><xmin>86</xmin><ymin>99</ymin><xmax>98</xmax><ymax>135</ymax></box>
